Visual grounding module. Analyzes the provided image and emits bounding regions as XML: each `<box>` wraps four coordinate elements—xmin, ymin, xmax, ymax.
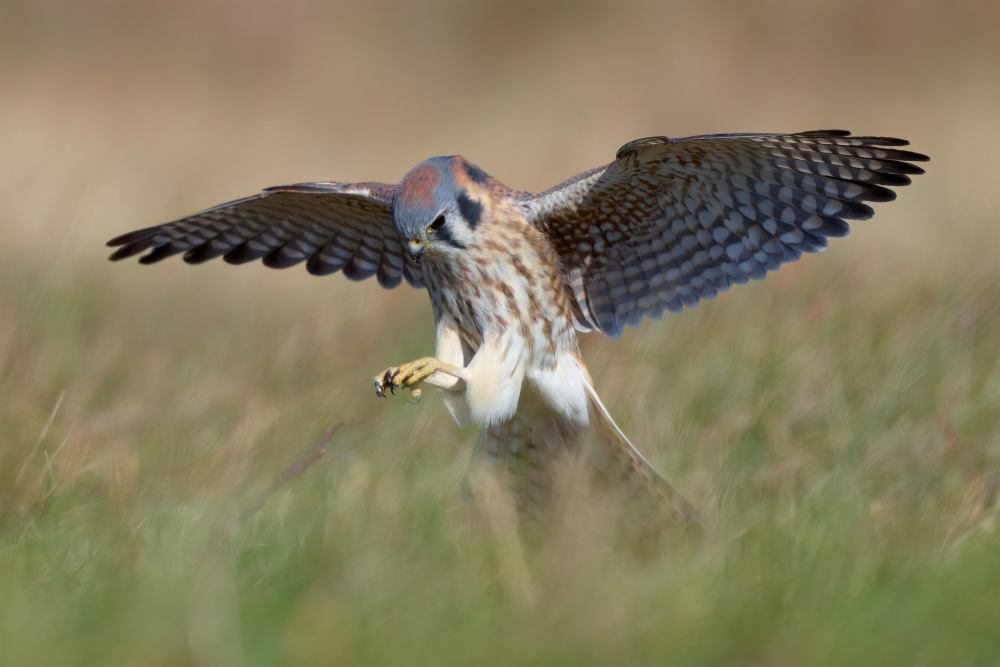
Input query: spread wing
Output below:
<box><xmin>520</xmin><ymin>130</ymin><xmax>928</xmax><ymax>338</ymax></box>
<box><xmin>106</xmin><ymin>181</ymin><xmax>424</xmax><ymax>289</ymax></box>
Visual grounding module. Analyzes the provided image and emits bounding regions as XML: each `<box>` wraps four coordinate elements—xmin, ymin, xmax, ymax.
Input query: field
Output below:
<box><xmin>2</xmin><ymin>2</ymin><xmax>999</xmax><ymax>665</ymax></box>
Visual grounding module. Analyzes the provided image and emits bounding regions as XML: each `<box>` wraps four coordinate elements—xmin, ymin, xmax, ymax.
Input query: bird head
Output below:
<box><xmin>391</xmin><ymin>156</ymin><xmax>493</xmax><ymax>261</ymax></box>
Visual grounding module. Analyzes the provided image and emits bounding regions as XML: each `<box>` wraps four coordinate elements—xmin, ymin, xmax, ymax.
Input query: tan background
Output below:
<box><xmin>3</xmin><ymin>0</ymin><xmax>997</xmax><ymax>310</ymax></box>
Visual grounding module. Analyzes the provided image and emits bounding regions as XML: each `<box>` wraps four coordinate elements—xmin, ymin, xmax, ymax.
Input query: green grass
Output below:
<box><xmin>1</xmin><ymin>246</ymin><xmax>998</xmax><ymax>666</ymax></box>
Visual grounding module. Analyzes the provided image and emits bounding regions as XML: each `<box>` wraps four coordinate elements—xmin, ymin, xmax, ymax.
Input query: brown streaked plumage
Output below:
<box><xmin>106</xmin><ymin>130</ymin><xmax>928</xmax><ymax>524</ymax></box>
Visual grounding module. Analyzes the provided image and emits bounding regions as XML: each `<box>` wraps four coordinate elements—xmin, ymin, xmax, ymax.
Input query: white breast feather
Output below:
<box><xmin>464</xmin><ymin>334</ymin><xmax>527</xmax><ymax>426</ymax></box>
<box><xmin>526</xmin><ymin>353</ymin><xmax>590</xmax><ymax>427</ymax></box>
<box><xmin>434</xmin><ymin>321</ymin><xmax>471</xmax><ymax>427</ymax></box>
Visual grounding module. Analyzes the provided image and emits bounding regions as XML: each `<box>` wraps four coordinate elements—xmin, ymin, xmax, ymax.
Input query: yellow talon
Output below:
<box><xmin>373</xmin><ymin>357</ymin><xmax>464</xmax><ymax>399</ymax></box>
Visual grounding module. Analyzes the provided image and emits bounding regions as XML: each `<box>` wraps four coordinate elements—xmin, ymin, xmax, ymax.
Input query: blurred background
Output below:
<box><xmin>2</xmin><ymin>1</ymin><xmax>999</xmax><ymax>665</ymax></box>
<box><xmin>4</xmin><ymin>1</ymin><xmax>997</xmax><ymax>274</ymax></box>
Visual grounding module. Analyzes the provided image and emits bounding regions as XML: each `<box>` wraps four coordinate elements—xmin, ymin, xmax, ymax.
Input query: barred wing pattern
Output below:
<box><xmin>107</xmin><ymin>182</ymin><xmax>424</xmax><ymax>289</ymax></box>
<box><xmin>522</xmin><ymin>130</ymin><xmax>928</xmax><ymax>338</ymax></box>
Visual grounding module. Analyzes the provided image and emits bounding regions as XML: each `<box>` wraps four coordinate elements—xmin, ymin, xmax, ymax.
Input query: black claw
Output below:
<box><xmin>390</xmin><ymin>384</ymin><xmax>395</xmax><ymax>396</ymax></box>
<box><xmin>375</xmin><ymin>378</ymin><xmax>385</xmax><ymax>398</ymax></box>
<box><xmin>390</xmin><ymin>368</ymin><xmax>400</xmax><ymax>386</ymax></box>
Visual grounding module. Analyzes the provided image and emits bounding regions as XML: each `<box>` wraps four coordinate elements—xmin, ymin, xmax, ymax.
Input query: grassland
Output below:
<box><xmin>3</xmin><ymin>232</ymin><xmax>1000</xmax><ymax>666</ymax></box>
<box><xmin>2</xmin><ymin>2</ymin><xmax>1000</xmax><ymax>665</ymax></box>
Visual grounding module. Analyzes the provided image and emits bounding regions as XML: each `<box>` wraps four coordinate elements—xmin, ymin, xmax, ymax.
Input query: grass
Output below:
<box><xmin>1</xmin><ymin>237</ymin><xmax>998</xmax><ymax>665</ymax></box>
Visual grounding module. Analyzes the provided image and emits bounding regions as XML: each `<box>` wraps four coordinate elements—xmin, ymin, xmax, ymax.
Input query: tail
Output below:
<box><xmin>463</xmin><ymin>385</ymin><xmax>703</xmax><ymax>525</ymax></box>
<box><xmin>581</xmin><ymin>383</ymin><xmax>704</xmax><ymax>525</ymax></box>
<box><xmin>462</xmin><ymin>409</ymin><xmax>559</xmax><ymax>517</ymax></box>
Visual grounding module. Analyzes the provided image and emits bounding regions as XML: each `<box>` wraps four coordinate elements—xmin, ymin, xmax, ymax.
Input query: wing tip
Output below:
<box><xmin>107</xmin><ymin>245</ymin><xmax>140</xmax><ymax>261</ymax></box>
<box><xmin>106</xmin><ymin>225</ymin><xmax>158</xmax><ymax>248</ymax></box>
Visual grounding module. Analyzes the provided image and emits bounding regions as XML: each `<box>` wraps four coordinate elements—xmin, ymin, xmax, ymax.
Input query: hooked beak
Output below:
<box><xmin>408</xmin><ymin>238</ymin><xmax>425</xmax><ymax>262</ymax></box>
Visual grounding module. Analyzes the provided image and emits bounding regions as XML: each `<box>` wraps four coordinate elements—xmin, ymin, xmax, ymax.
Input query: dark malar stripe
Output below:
<box><xmin>435</xmin><ymin>222</ymin><xmax>466</xmax><ymax>249</ymax></box>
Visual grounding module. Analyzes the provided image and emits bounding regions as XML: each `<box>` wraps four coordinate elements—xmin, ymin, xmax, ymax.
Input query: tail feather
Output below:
<box><xmin>582</xmin><ymin>383</ymin><xmax>704</xmax><ymax>525</ymax></box>
<box><xmin>463</xmin><ymin>415</ymin><xmax>550</xmax><ymax>514</ymax></box>
<box><xmin>462</xmin><ymin>385</ymin><xmax>702</xmax><ymax>525</ymax></box>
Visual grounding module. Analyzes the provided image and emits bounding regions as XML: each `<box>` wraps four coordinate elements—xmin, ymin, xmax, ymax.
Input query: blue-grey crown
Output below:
<box><xmin>391</xmin><ymin>156</ymin><xmax>463</xmax><ymax>240</ymax></box>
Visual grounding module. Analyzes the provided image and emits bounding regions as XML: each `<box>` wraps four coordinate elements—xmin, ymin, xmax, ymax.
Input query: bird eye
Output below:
<box><xmin>428</xmin><ymin>215</ymin><xmax>446</xmax><ymax>233</ymax></box>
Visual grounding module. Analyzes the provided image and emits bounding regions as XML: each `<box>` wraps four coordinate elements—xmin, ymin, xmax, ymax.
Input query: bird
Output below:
<box><xmin>106</xmin><ymin>129</ymin><xmax>928</xmax><ymax>524</ymax></box>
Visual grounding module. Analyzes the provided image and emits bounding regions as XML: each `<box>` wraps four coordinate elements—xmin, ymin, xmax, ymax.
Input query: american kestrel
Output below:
<box><xmin>107</xmin><ymin>130</ymin><xmax>928</xmax><ymax>523</ymax></box>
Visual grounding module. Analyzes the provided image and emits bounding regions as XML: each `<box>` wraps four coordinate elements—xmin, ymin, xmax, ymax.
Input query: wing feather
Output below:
<box><xmin>106</xmin><ymin>181</ymin><xmax>424</xmax><ymax>289</ymax></box>
<box><xmin>521</xmin><ymin>130</ymin><xmax>928</xmax><ymax>338</ymax></box>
